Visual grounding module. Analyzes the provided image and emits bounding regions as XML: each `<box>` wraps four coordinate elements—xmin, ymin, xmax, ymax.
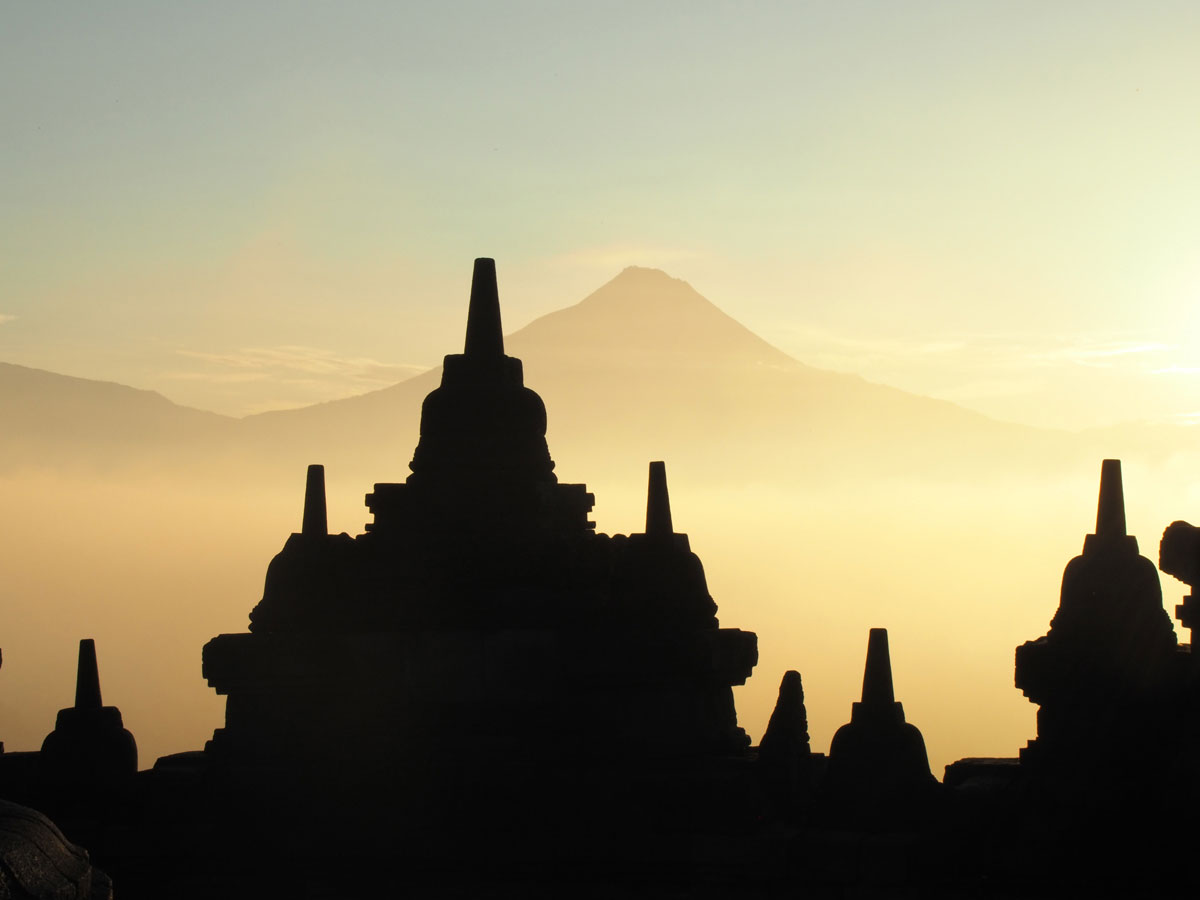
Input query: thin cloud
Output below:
<box><xmin>1028</xmin><ymin>341</ymin><xmax>1170</xmax><ymax>367</ymax></box>
<box><xmin>774</xmin><ymin>326</ymin><xmax>1191</xmax><ymax>425</ymax></box>
<box><xmin>172</xmin><ymin>346</ymin><xmax>428</xmax><ymax>385</ymax></box>
<box><xmin>785</xmin><ymin>326</ymin><xmax>968</xmax><ymax>356</ymax></box>
<box><xmin>0</xmin><ymin>314</ymin><xmax>17</xmax><ymax>325</ymax></box>
<box><xmin>159</xmin><ymin>345</ymin><xmax>434</xmax><ymax>415</ymax></box>
<box><xmin>165</xmin><ymin>370</ymin><xmax>273</xmax><ymax>385</ymax></box>
<box><xmin>783</xmin><ymin>325</ymin><xmax>1176</xmax><ymax>376</ymax></box>
<box><xmin>929</xmin><ymin>378</ymin><xmax>1046</xmax><ymax>402</ymax></box>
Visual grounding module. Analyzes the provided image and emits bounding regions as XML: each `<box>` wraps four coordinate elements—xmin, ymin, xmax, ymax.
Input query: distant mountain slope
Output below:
<box><xmin>236</xmin><ymin>267</ymin><xmax>1087</xmax><ymax>484</ymax></box>
<box><xmin>0</xmin><ymin>267</ymin><xmax>1191</xmax><ymax>482</ymax></box>
<box><xmin>0</xmin><ymin>362</ymin><xmax>234</xmax><ymax>472</ymax></box>
<box><xmin>511</xmin><ymin>266</ymin><xmax>800</xmax><ymax>369</ymax></box>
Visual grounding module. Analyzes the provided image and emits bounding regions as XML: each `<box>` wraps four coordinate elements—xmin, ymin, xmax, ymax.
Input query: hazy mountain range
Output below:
<box><xmin>1</xmin><ymin>266</ymin><xmax>1184</xmax><ymax>485</ymax></box>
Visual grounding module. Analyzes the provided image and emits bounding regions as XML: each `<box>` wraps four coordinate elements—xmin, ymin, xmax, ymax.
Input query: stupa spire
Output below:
<box><xmin>860</xmin><ymin>628</ymin><xmax>895</xmax><ymax>709</ymax></box>
<box><xmin>463</xmin><ymin>258</ymin><xmax>504</xmax><ymax>358</ymax></box>
<box><xmin>1095</xmin><ymin>458</ymin><xmax>1126</xmax><ymax>538</ymax></box>
<box><xmin>302</xmin><ymin>464</ymin><xmax>328</xmax><ymax>537</ymax></box>
<box><xmin>645</xmin><ymin>461</ymin><xmax>673</xmax><ymax>536</ymax></box>
<box><xmin>74</xmin><ymin>639</ymin><xmax>102</xmax><ymax>710</ymax></box>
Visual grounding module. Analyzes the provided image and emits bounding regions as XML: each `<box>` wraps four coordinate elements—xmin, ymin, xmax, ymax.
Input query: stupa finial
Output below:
<box><xmin>1095</xmin><ymin>458</ymin><xmax>1127</xmax><ymax>538</ymax></box>
<box><xmin>463</xmin><ymin>258</ymin><xmax>504</xmax><ymax>357</ymax></box>
<box><xmin>860</xmin><ymin>628</ymin><xmax>895</xmax><ymax>709</ymax></box>
<box><xmin>645</xmin><ymin>461</ymin><xmax>673</xmax><ymax>536</ymax></box>
<box><xmin>74</xmin><ymin>639</ymin><xmax>102</xmax><ymax>710</ymax></box>
<box><xmin>302</xmin><ymin>464</ymin><xmax>328</xmax><ymax>537</ymax></box>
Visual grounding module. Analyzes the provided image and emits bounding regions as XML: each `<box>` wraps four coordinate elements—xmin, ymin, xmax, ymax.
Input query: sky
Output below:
<box><xmin>2</xmin><ymin>1</ymin><xmax>1199</xmax><ymax>426</ymax></box>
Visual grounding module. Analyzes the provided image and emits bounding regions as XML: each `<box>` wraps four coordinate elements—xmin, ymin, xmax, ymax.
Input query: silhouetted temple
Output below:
<box><xmin>201</xmin><ymin>258</ymin><xmax>757</xmax><ymax>829</ymax></box>
<box><xmin>825</xmin><ymin>628</ymin><xmax>937</xmax><ymax>823</ymax></box>
<box><xmin>1015</xmin><ymin>459</ymin><xmax>1179</xmax><ymax>804</ymax></box>
<box><xmin>41</xmin><ymin>640</ymin><xmax>137</xmax><ymax>795</ymax></box>
<box><xmin>6</xmin><ymin>262</ymin><xmax>1200</xmax><ymax>897</ymax></box>
<box><xmin>946</xmin><ymin>459</ymin><xmax>1200</xmax><ymax>879</ymax></box>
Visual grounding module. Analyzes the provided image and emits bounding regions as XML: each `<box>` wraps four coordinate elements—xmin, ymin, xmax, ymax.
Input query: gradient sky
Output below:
<box><xmin>3</xmin><ymin>1</ymin><xmax>1198</xmax><ymax>425</ymax></box>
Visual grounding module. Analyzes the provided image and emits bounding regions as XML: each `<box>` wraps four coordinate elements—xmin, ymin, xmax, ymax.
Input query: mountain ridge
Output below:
<box><xmin>0</xmin><ymin>361</ymin><xmax>232</xmax><ymax>422</ymax></box>
<box><xmin>0</xmin><ymin>268</ymin><xmax>1190</xmax><ymax>481</ymax></box>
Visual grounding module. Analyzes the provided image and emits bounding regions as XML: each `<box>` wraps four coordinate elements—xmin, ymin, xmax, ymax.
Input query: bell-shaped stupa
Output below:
<box><xmin>40</xmin><ymin>640</ymin><xmax>137</xmax><ymax>793</ymax></box>
<box><xmin>824</xmin><ymin>629</ymin><xmax>936</xmax><ymax>823</ymax></box>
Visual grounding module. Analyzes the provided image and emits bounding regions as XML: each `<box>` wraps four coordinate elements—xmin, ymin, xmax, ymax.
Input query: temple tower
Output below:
<box><xmin>1015</xmin><ymin>460</ymin><xmax>1178</xmax><ymax>777</ymax></box>
<box><xmin>40</xmin><ymin>640</ymin><xmax>137</xmax><ymax>792</ymax></box>
<box><xmin>824</xmin><ymin>629</ymin><xmax>936</xmax><ymax>823</ymax></box>
<box><xmin>248</xmin><ymin>464</ymin><xmax>355</xmax><ymax>632</ymax></box>
<box><xmin>367</xmin><ymin>258</ymin><xmax>593</xmax><ymax>547</ymax></box>
<box><xmin>201</xmin><ymin>259</ymin><xmax>758</xmax><ymax>826</ymax></box>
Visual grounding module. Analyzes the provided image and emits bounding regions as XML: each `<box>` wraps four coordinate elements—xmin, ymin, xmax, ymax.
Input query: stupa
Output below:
<box><xmin>40</xmin><ymin>639</ymin><xmax>137</xmax><ymax>794</ymax></box>
<box><xmin>824</xmin><ymin>628</ymin><xmax>936</xmax><ymax>822</ymax></box>
<box><xmin>1015</xmin><ymin>459</ymin><xmax>1179</xmax><ymax>784</ymax></box>
<box><xmin>200</xmin><ymin>258</ymin><xmax>758</xmax><ymax>820</ymax></box>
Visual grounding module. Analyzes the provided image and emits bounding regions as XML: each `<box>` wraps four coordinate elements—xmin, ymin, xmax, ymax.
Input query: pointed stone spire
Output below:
<box><xmin>1095</xmin><ymin>458</ymin><xmax>1126</xmax><ymax>537</ymax></box>
<box><xmin>1083</xmin><ymin>458</ymin><xmax>1138</xmax><ymax>555</ymax></box>
<box><xmin>74</xmin><ymin>639</ymin><xmax>102</xmax><ymax>710</ymax></box>
<box><xmin>645</xmin><ymin>461</ymin><xmax>674</xmax><ymax>536</ymax></box>
<box><xmin>302</xmin><ymin>464</ymin><xmax>328</xmax><ymax>537</ymax></box>
<box><xmin>860</xmin><ymin>628</ymin><xmax>895</xmax><ymax>708</ymax></box>
<box><xmin>850</xmin><ymin>628</ymin><xmax>905</xmax><ymax>726</ymax></box>
<box><xmin>463</xmin><ymin>258</ymin><xmax>504</xmax><ymax>358</ymax></box>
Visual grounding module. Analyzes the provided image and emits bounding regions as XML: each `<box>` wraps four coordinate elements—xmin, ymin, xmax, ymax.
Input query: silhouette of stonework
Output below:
<box><xmin>1161</xmin><ymin>518</ymin><xmax>1200</xmax><ymax>642</ymax></box>
<box><xmin>825</xmin><ymin>629</ymin><xmax>936</xmax><ymax>822</ymax></box>
<box><xmin>0</xmin><ymin>798</ymin><xmax>112</xmax><ymax>899</ymax></box>
<box><xmin>757</xmin><ymin>670</ymin><xmax>820</xmax><ymax>816</ymax></box>
<box><xmin>1015</xmin><ymin>460</ymin><xmax>1178</xmax><ymax>780</ymax></box>
<box><xmin>40</xmin><ymin>640</ymin><xmax>137</xmax><ymax>793</ymax></box>
<box><xmin>202</xmin><ymin>259</ymin><xmax>757</xmax><ymax>811</ymax></box>
<box><xmin>247</xmin><ymin>464</ymin><xmax>356</xmax><ymax>632</ymax></box>
<box><xmin>759</xmin><ymin>671</ymin><xmax>810</xmax><ymax>767</ymax></box>
<box><xmin>1159</xmin><ymin>514</ymin><xmax>1200</xmax><ymax>813</ymax></box>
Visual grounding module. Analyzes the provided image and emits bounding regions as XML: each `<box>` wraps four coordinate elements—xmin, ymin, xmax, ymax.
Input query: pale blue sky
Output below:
<box><xmin>2</xmin><ymin>2</ymin><xmax>1198</xmax><ymax>425</ymax></box>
